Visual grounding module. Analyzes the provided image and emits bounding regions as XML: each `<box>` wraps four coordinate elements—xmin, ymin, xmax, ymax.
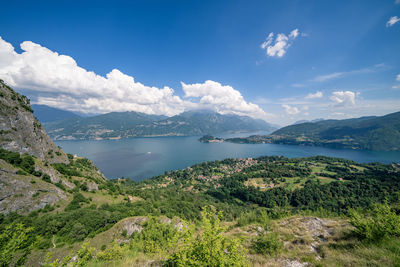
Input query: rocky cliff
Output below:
<box><xmin>0</xmin><ymin>80</ymin><xmax>106</xmax><ymax>214</ymax></box>
<box><xmin>0</xmin><ymin>80</ymin><xmax>68</xmax><ymax>163</ymax></box>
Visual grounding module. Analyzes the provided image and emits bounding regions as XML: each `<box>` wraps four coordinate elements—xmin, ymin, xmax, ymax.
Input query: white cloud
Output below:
<box><xmin>312</xmin><ymin>72</ymin><xmax>344</xmax><ymax>82</ymax></box>
<box><xmin>396</xmin><ymin>0</ymin><xmax>400</xmax><ymax>4</ymax></box>
<box><xmin>181</xmin><ymin>80</ymin><xmax>269</xmax><ymax>119</ymax></box>
<box><xmin>305</xmin><ymin>91</ymin><xmax>323</xmax><ymax>99</ymax></box>
<box><xmin>386</xmin><ymin>16</ymin><xmax>400</xmax><ymax>27</ymax></box>
<box><xmin>311</xmin><ymin>64</ymin><xmax>385</xmax><ymax>83</ymax></box>
<box><xmin>260</xmin><ymin>29</ymin><xmax>300</xmax><ymax>58</ymax></box>
<box><xmin>0</xmin><ymin>37</ymin><xmax>269</xmax><ymax>120</ymax></box>
<box><xmin>282</xmin><ymin>104</ymin><xmax>300</xmax><ymax>115</ymax></box>
<box><xmin>396</xmin><ymin>74</ymin><xmax>400</xmax><ymax>81</ymax></box>
<box><xmin>330</xmin><ymin>91</ymin><xmax>356</xmax><ymax>106</ymax></box>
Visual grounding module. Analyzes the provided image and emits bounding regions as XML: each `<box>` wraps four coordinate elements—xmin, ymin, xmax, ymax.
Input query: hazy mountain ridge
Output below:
<box><xmin>44</xmin><ymin>109</ymin><xmax>276</xmax><ymax>140</ymax></box>
<box><xmin>32</xmin><ymin>104</ymin><xmax>81</xmax><ymax>123</ymax></box>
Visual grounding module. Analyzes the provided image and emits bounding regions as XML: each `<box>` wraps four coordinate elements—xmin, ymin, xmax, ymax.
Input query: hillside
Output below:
<box><xmin>7</xmin><ymin>155</ymin><xmax>400</xmax><ymax>266</ymax></box>
<box><xmin>220</xmin><ymin>112</ymin><xmax>400</xmax><ymax>151</ymax></box>
<box><xmin>31</xmin><ymin>104</ymin><xmax>81</xmax><ymax>123</ymax></box>
<box><xmin>0</xmin><ymin>80</ymin><xmax>107</xmax><ymax>214</ymax></box>
<box><xmin>272</xmin><ymin>112</ymin><xmax>400</xmax><ymax>150</ymax></box>
<box><xmin>44</xmin><ymin>110</ymin><xmax>275</xmax><ymax>140</ymax></box>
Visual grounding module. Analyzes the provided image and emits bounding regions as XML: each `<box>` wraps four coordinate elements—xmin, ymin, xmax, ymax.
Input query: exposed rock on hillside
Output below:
<box><xmin>0</xmin><ymin>81</ymin><xmax>106</xmax><ymax>214</ymax></box>
<box><xmin>0</xmin><ymin>159</ymin><xmax>66</xmax><ymax>214</ymax></box>
<box><xmin>0</xmin><ymin>80</ymin><xmax>68</xmax><ymax>163</ymax></box>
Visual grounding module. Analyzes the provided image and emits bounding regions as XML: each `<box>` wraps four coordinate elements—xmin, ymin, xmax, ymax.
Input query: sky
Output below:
<box><xmin>0</xmin><ymin>0</ymin><xmax>399</xmax><ymax>126</ymax></box>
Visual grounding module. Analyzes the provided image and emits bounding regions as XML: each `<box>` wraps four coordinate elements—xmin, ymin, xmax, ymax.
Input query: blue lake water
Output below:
<box><xmin>55</xmin><ymin>135</ymin><xmax>400</xmax><ymax>181</ymax></box>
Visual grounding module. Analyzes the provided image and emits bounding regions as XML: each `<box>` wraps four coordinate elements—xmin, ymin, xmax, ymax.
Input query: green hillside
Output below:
<box><xmin>272</xmin><ymin>112</ymin><xmax>400</xmax><ymax>150</ymax></box>
<box><xmin>222</xmin><ymin>111</ymin><xmax>400</xmax><ymax>151</ymax></box>
<box><xmin>3</xmin><ymin>155</ymin><xmax>400</xmax><ymax>266</ymax></box>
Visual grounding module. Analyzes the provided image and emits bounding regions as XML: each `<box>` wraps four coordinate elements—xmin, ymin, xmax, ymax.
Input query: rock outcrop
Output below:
<box><xmin>0</xmin><ymin>81</ymin><xmax>106</xmax><ymax>214</ymax></box>
<box><xmin>0</xmin><ymin>159</ymin><xmax>66</xmax><ymax>214</ymax></box>
<box><xmin>0</xmin><ymin>80</ymin><xmax>68</xmax><ymax>164</ymax></box>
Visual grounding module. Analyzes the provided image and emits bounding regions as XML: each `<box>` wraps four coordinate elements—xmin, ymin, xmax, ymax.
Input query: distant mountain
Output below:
<box><xmin>293</xmin><ymin>118</ymin><xmax>324</xmax><ymax>125</ymax></box>
<box><xmin>44</xmin><ymin>110</ymin><xmax>276</xmax><ymax>140</ymax></box>
<box><xmin>223</xmin><ymin>111</ymin><xmax>400</xmax><ymax>151</ymax></box>
<box><xmin>32</xmin><ymin>104</ymin><xmax>81</xmax><ymax>123</ymax></box>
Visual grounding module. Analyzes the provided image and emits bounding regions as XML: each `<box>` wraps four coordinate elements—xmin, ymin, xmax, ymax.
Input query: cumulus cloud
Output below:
<box><xmin>260</xmin><ymin>29</ymin><xmax>300</xmax><ymax>58</ymax></box>
<box><xmin>305</xmin><ymin>91</ymin><xmax>323</xmax><ymax>99</ymax></box>
<box><xmin>386</xmin><ymin>16</ymin><xmax>400</xmax><ymax>27</ymax></box>
<box><xmin>282</xmin><ymin>104</ymin><xmax>300</xmax><ymax>115</ymax></box>
<box><xmin>330</xmin><ymin>91</ymin><xmax>356</xmax><ymax>106</ymax></box>
<box><xmin>181</xmin><ymin>80</ymin><xmax>268</xmax><ymax>119</ymax></box>
<box><xmin>0</xmin><ymin>37</ymin><xmax>269</xmax><ymax>120</ymax></box>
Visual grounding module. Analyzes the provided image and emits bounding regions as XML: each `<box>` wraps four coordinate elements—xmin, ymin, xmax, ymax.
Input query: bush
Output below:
<box><xmin>131</xmin><ymin>217</ymin><xmax>179</xmax><ymax>253</ymax></box>
<box><xmin>0</xmin><ymin>223</ymin><xmax>34</xmax><ymax>266</ymax></box>
<box><xmin>70</xmin><ymin>223</ymin><xmax>88</xmax><ymax>241</ymax></box>
<box><xmin>96</xmin><ymin>241</ymin><xmax>124</xmax><ymax>262</ymax></box>
<box><xmin>349</xmin><ymin>203</ymin><xmax>400</xmax><ymax>241</ymax></box>
<box><xmin>65</xmin><ymin>193</ymin><xmax>90</xmax><ymax>211</ymax></box>
<box><xmin>42</xmin><ymin>174</ymin><xmax>51</xmax><ymax>183</ymax></box>
<box><xmin>167</xmin><ymin>207</ymin><xmax>249</xmax><ymax>266</ymax></box>
<box><xmin>252</xmin><ymin>232</ymin><xmax>283</xmax><ymax>256</ymax></box>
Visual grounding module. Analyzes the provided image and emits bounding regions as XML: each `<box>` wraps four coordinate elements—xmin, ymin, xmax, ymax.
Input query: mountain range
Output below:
<box><xmin>43</xmin><ymin>109</ymin><xmax>276</xmax><ymax>140</ymax></box>
<box><xmin>208</xmin><ymin>111</ymin><xmax>400</xmax><ymax>151</ymax></box>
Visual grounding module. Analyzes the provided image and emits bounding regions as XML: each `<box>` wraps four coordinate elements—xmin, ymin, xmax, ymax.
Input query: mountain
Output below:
<box><xmin>44</xmin><ymin>110</ymin><xmax>276</xmax><ymax>140</ymax></box>
<box><xmin>272</xmin><ymin>112</ymin><xmax>400</xmax><ymax>150</ymax></box>
<box><xmin>293</xmin><ymin>118</ymin><xmax>324</xmax><ymax>125</ymax></box>
<box><xmin>31</xmin><ymin>104</ymin><xmax>81</xmax><ymax>123</ymax></box>
<box><xmin>0</xmin><ymin>80</ymin><xmax>106</xmax><ymax>214</ymax></box>
<box><xmin>223</xmin><ymin>112</ymin><xmax>400</xmax><ymax>151</ymax></box>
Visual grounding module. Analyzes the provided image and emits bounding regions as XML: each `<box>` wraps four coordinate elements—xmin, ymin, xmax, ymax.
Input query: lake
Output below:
<box><xmin>55</xmin><ymin>135</ymin><xmax>400</xmax><ymax>181</ymax></box>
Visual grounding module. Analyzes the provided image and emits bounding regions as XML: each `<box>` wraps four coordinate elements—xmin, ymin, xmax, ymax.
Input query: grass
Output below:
<box><xmin>320</xmin><ymin>236</ymin><xmax>400</xmax><ymax>266</ymax></box>
<box><xmin>81</xmin><ymin>191</ymin><xmax>126</xmax><ymax>206</ymax></box>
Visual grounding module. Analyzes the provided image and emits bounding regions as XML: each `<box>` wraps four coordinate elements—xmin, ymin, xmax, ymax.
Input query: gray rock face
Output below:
<box><xmin>0</xmin><ymin>160</ymin><xmax>66</xmax><ymax>214</ymax></box>
<box><xmin>0</xmin><ymin>80</ymin><xmax>68</xmax><ymax>164</ymax></box>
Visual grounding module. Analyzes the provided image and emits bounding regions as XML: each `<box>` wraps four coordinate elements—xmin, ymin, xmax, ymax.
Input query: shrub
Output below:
<box><xmin>70</xmin><ymin>223</ymin><xmax>88</xmax><ymax>241</ymax></box>
<box><xmin>96</xmin><ymin>241</ymin><xmax>124</xmax><ymax>262</ymax></box>
<box><xmin>42</xmin><ymin>174</ymin><xmax>52</xmax><ymax>183</ymax></box>
<box><xmin>65</xmin><ymin>193</ymin><xmax>90</xmax><ymax>211</ymax></box>
<box><xmin>131</xmin><ymin>217</ymin><xmax>179</xmax><ymax>253</ymax></box>
<box><xmin>349</xmin><ymin>203</ymin><xmax>400</xmax><ymax>241</ymax></box>
<box><xmin>252</xmin><ymin>232</ymin><xmax>283</xmax><ymax>256</ymax></box>
<box><xmin>167</xmin><ymin>207</ymin><xmax>249</xmax><ymax>266</ymax></box>
<box><xmin>0</xmin><ymin>223</ymin><xmax>34</xmax><ymax>266</ymax></box>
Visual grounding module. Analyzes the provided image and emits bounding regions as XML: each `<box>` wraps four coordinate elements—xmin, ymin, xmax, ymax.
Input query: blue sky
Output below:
<box><xmin>0</xmin><ymin>0</ymin><xmax>399</xmax><ymax>125</ymax></box>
